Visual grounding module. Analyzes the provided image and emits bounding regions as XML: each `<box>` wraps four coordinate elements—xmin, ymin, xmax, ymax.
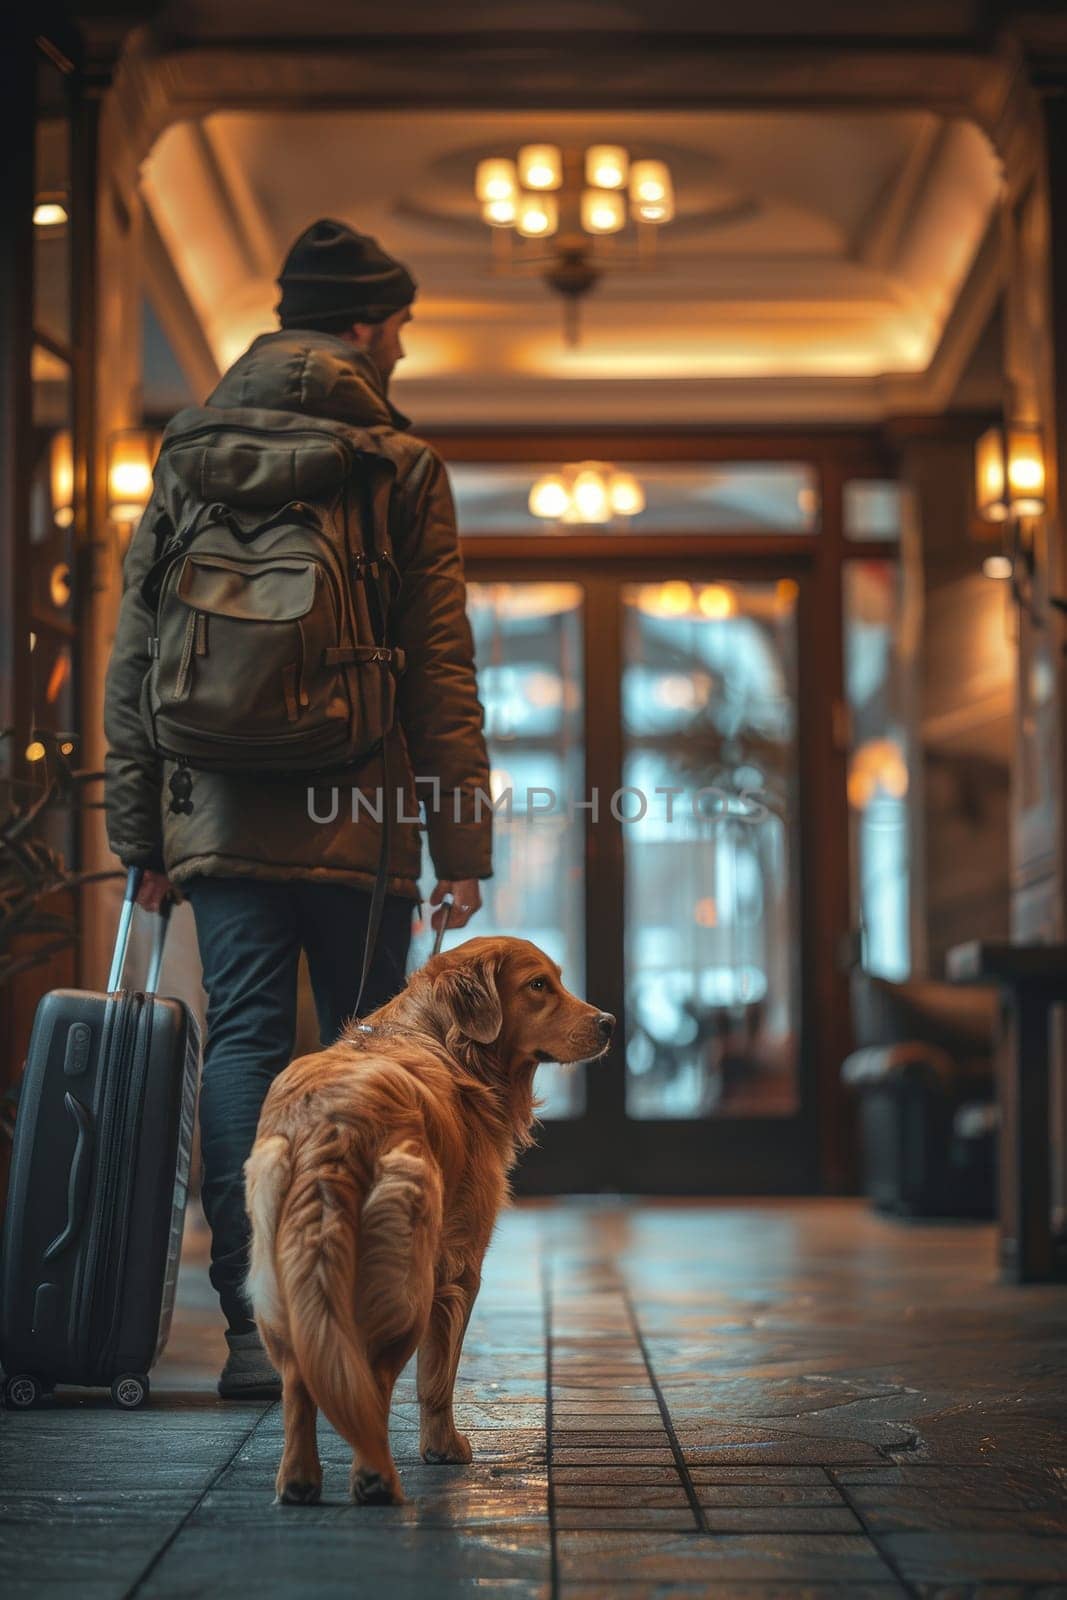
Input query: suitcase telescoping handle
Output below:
<box><xmin>106</xmin><ymin>865</ymin><xmax>172</xmax><ymax>995</ymax></box>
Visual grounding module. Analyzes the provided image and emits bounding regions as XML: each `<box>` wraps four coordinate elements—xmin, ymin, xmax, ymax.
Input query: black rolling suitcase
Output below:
<box><xmin>0</xmin><ymin>867</ymin><xmax>200</xmax><ymax>1409</ymax></box>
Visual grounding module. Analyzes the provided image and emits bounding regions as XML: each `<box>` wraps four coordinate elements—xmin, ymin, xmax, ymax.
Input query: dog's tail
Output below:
<box><xmin>249</xmin><ymin>1119</ymin><xmax>441</xmax><ymax>1465</ymax></box>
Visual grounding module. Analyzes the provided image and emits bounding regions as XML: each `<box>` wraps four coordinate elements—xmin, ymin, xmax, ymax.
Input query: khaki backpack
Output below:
<box><xmin>140</xmin><ymin>404</ymin><xmax>404</xmax><ymax>787</ymax></box>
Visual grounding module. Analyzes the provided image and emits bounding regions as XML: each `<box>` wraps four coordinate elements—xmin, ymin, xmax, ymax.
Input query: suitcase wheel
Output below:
<box><xmin>111</xmin><ymin>1373</ymin><xmax>150</xmax><ymax>1410</ymax></box>
<box><xmin>4</xmin><ymin>1374</ymin><xmax>46</xmax><ymax>1409</ymax></box>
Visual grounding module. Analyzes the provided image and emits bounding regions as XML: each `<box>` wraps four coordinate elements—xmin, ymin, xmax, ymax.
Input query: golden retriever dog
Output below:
<box><xmin>243</xmin><ymin>936</ymin><xmax>614</xmax><ymax>1507</ymax></box>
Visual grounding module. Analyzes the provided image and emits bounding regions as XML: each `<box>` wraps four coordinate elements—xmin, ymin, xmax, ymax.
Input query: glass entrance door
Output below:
<box><xmin>409</xmin><ymin>567</ymin><xmax>815</xmax><ymax>1193</ymax></box>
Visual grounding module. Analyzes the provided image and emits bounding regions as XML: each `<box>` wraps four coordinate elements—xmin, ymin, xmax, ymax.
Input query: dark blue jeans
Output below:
<box><xmin>184</xmin><ymin>876</ymin><xmax>414</xmax><ymax>1331</ymax></box>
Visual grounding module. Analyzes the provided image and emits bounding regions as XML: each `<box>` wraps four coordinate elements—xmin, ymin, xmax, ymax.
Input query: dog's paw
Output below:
<box><xmin>421</xmin><ymin>1433</ymin><xmax>473</xmax><ymax>1466</ymax></box>
<box><xmin>276</xmin><ymin>1479</ymin><xmax>322</xmax><ymax>1507</ymax></box>
<box><xmin>351</xmin><ymin>1469</ymin><xmax>403</xmax><ymax>1506</ymax></box>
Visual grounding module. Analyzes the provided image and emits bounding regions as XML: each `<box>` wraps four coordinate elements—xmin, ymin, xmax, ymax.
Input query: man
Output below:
<box><xmin>103</xmin><ymin>219</ymin><xmax>492</xmax><ymax>1397</ymax></box>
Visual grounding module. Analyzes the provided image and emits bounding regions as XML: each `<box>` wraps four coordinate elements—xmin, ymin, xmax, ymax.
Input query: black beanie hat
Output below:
<box><xmin>276</xmin><ymin>218</ymin><xmax>417</xmax><ymax>329</ymax></box>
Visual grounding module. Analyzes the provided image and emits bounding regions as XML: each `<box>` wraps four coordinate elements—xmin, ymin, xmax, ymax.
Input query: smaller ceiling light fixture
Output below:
<box><xmin>528</xmin><ymin>463</ymin><xmax>647</xmax><ymax>527</ymax></box>
<box><xmin>107</xmin><ymin>429</ymin><xmax>156</xmax><ymax>526</ymax></box>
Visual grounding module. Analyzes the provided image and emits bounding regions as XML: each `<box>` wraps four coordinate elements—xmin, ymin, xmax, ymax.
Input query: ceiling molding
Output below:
<box><xmin>108</xmin><ymin>31</ymin><xmax>1021</xmax><ymax>174</ymax></box>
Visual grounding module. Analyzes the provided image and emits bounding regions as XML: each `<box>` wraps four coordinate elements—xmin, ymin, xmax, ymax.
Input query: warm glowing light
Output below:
<box><xmin>517</xmin><ymin>145</ymin><xmax>562</xmax><ymax>191</ymax></box>
<box><xmin>49</xmin><ymin>562</ymin><xmax>71</xmax><ymax>609</ymax></box>
<box><xmin>631</xmin><ymin>160</ymin><xmax>670</xmax><ymax>204</ymax></box>
<box><xmin>776</xmin><ymin>578</ymin><xmax>799</xmax><ymax>612</ymax></box>
<box><xmin>571</xmin><ymin>468</ymin><xmax>611</xmax><ymax>524</ymax></box>
<box><xmin>489</xmin><ymin>766</ymin><xmax>514</xmax><ymax>801</ymax></box>
<box><xmin>849</xmin><ymin>738</ymin><xmax>909</xmax><ymax>809</ymax></box>
<box><xmin>482</xmin><ymin>196</ymin><xmax>517</xmax><ymax>226</ymax></box>
<box><xmin>698</xmin><ymin>584</ymin><xmax>736</xmax><ymax>620</ymax></box>
<box><xmin>982</xmin><ymin>553</ymin><xmax>1013</xmax><ymax>580</ymax></box>
<box><xmin>974</xmin><ymin>425</ymin><xmax>1008</xmax><ymax>522</ymax></box>
<box><xmin>51</xmin><ymin>430</ymin><xmax>74</xmax><ymax>528</ymax></box>
<box><xmin>848</xmin><ymin>768</ymin><xmax>876</xmax><ymax>810</ymax></box>
<box><xmin>659</xmin><ymin>580</ymin><xmax>694</xmax><ymax>616</ymax></box>
<box><xmin>630</xmin><ymin>160</ymin><xmax>675</xmax><ymax>224</ymax></box>
<box><xmin>25</xmin><ymin>741</ymin><xmax>46</xmax><ymax>763</ymax></box>
<box><xmin>528</xmin><ymin>474</ymin><xmax>570</xmax><ymax>520</ymax></box>
<box><xmin>33</xmin><ymin>201</ymin><xmax>67</xmax><ymax>228</ymax></box>
<box><xmin>46</xmin><ymin>651</ymin><xmax>70</xmax><ymax>704</ymax></box>
<box><xmin>694</xmin><ymin>897</ymin><xmax>718</xmax><ymax>928</ymax></box>
<box><xmin>516</xmin><ymin>192</ymin><xmax>558</xmax><ymax>238</ymax></box>
<box><xmin>586</xmin><ymin>145</ymin><xmax>629</xmax><ymax>190</ymax></box>
<box><xmin>581</xmin><ymin>188</ymin><xmax>625</xmax><ymax>234</ymax></box>
<box><xmin>107</xmin><ymin>431</ymin><xmax>156</xmax><ymax>524</ymax></box>
<box><xmin>60</xmin><ymin>740</ymin><xmax>75</xmax><ymax>756</ymax></box>
<box><xmin>1007</xmin><ymin>424</ymin><xmax>1046</xmax><ymax>516</ymax></box>
<box><xmin>475</xmin><ymin>159</ymin><xmax>518</xmax><ymax>204</ymax></box>
<box><xmin>607</xmin><ymin>471</ymin><xmax>645</xmax><ymax>517</ymax></box>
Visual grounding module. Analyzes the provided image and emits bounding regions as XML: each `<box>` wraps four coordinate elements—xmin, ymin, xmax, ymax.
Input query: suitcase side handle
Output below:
<box><xmin>43</xmin><ymin>1093</ymin><xmax>94</xmax><ymax>1261</ymax></box>
<box><xmin>107</xmin><ymin>867</ymin><xmax>172</xmax><ymax>995</ymax></box>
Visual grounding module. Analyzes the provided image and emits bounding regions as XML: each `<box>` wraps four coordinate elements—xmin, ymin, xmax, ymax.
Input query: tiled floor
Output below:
<box><xmin>3</xmin><ymin>1199</ymin><xmax>1067</xmax><ymax>1596</ymax></box>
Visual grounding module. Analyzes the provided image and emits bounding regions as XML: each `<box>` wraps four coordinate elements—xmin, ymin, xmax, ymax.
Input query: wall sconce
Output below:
<box><xmin>974</xmin><ymin>425</ymin><xmax>1008</xmax><ymax>524</ymax></box>
<box><xmin>1006</xmin><ymin>423</ymin><xmax>1046</xmax><ymax>517</ymax></box>
<box><xmin>50</xmin><ymin>429</ymin><xmax>74</xmax><ymax>529</ymax></box>
<box><xmin>107</xmin><ymin>429</ymin><xmax>156</xmax><ymax>525</ymax></box>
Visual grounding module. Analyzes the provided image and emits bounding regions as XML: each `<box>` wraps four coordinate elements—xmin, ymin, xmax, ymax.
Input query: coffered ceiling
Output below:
<box><xmin>140</xmin><ymin>107</ymin><xmax>1002</xmax><ymax>426</ymax></box>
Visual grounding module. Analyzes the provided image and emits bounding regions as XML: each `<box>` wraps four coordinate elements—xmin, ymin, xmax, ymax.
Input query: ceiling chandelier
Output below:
<box><xmin>529</xmin><ymin>462</ymin><xmax>646</xmax><ymax>525</ymax></box>
<box><xmin>475</xmin><ymin>144</ymin><xmax>675</xmax><ymax>346</ymax></box>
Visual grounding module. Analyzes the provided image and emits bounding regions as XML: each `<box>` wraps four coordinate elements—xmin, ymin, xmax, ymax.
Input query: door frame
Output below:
<box><xmin>450</xmin><ymin>432</ymin><xmax>897</xmax><ymax>1194</ymax></box>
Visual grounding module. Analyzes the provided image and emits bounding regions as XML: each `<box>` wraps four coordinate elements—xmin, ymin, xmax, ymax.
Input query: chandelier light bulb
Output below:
<box><xmin>581</xmin><ymin>188</ymin><xmax>626</xmax><ymax>234</ymax></box>
<box><xmin>585</xmin><ymin>145</ymin><xmax>629</xmax><ymax>190</ymax></box>
<box><xmin>482</xmin><ymin>196</ymin><xmax>517</xmax><ymax>227</ymax></box>
<box><xmin>630</xmin><ymin>160</ymin><xmax>671</xmax><ymax>205</ymax></box>
<box><xmin>517</xmin><ymin>145</ymin><xmax>562</xmax><ymax>191</ymax></box>
<box><xmin>475</xmin><ymin>158</ymin><xmax>518</xmax><ymax>204</ymax></box>
<box><xmin>528</xmin><ymin>475</ymin><xmax>571</xmax><ymax>520</ymax></box>
<box><xmin>607</xmin><ymin>471</ymin><xmax>645</xmax><ymax>517</ymax></box>
<box><xmin>571</xmin><ymin>468</ymin><xmax>611</xmax><ymax>524</ymax></box>
<box><xmin>516</xmin><ymin>192</ymin><xmax>558</xmax><ymax>238</ymax></box>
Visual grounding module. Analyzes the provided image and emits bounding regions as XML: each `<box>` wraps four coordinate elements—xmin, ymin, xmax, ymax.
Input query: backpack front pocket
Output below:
<box><xmin>154</xmin><ymin>553</ymin><xmax>345</xmax><ymax>759</ymax></box>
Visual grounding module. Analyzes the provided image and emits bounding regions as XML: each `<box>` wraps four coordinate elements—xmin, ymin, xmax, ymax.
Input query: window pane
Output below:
<box><xmin>407</xmin><ymin>582</ymin><xmax>586</xmax><ymax>1119</ymax></box>
<box><xmin>621</xmin><ymin>579</ymin><xmax>800</xmax><ymax>1119</ymax></box>
<box><xmin>844</xmin><ymin>479</ymin><xmax>901</xmax><ymax>542</ymax></box>
<box><xmin>452</xmin><ymin>463</ymin><xmax>818</xmax><ymax>535</ymax></box>
<box><xmin>843</xmin><ymin>560</ymin><xmax>910</xmax><ymax>978</ymax></box>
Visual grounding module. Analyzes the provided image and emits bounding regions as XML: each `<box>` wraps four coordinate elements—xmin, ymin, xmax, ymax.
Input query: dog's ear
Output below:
<box><xmin>431</xmin><ymin>951</ymin><xmax>503</xmax><ymax>1045</ymax></box>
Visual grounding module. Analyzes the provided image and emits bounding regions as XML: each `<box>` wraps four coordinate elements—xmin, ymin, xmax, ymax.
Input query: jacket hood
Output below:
<box><xmin>207</xmin><ymin>329</ymin><xmax>411</xmax><ymax>432</ymax></box>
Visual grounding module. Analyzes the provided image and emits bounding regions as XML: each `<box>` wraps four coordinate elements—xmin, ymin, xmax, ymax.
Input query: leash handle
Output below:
<box><xmin>432</xmin><ymin>892</ymin><xmax>455</xmax><ymax>956</ymax></box>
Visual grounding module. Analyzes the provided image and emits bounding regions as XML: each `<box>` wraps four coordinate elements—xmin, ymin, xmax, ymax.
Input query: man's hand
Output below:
<box><xmin>136</xmin><ymin>869</ymin><xmax>172</xmax><ymax>913</ymax></box>
<box><xmin>428</xmin><ymin>879</ymin><xmax>482</xmax><ymax>934</ymax></box>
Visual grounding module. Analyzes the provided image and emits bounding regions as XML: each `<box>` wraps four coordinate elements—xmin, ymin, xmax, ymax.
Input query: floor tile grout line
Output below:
<box><xmin>122</xmin><ymin>1400</ymin><xmax>278</xmax><ymax>1600</ymax></box>
<box><xmin>619</xmin><ymin>1283</ymin><xmax>708</xmax><ymax>1536</ymax></box>
<box><xmin>827</xmin><ymin>1465</ymin><xmax>921</xmax><ymax>1600</ymax></box>
<box><xmin>541</xmin><ymin>1253</ymin><xmax>561</xmax><ymax>1600</ymax></box>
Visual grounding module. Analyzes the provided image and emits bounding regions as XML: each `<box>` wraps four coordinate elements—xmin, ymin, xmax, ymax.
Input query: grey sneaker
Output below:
<box><xmin>218</xmin><ymin>1328</ymin><xmax>282</xmax><ymax>1401</ymax></box>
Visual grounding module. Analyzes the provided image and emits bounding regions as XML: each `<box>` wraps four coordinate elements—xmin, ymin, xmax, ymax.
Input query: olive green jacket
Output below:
<box><xmin>103</xmin><ymin>331</ymin><xmax>492</xmax><ymax>900</ymax></box>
